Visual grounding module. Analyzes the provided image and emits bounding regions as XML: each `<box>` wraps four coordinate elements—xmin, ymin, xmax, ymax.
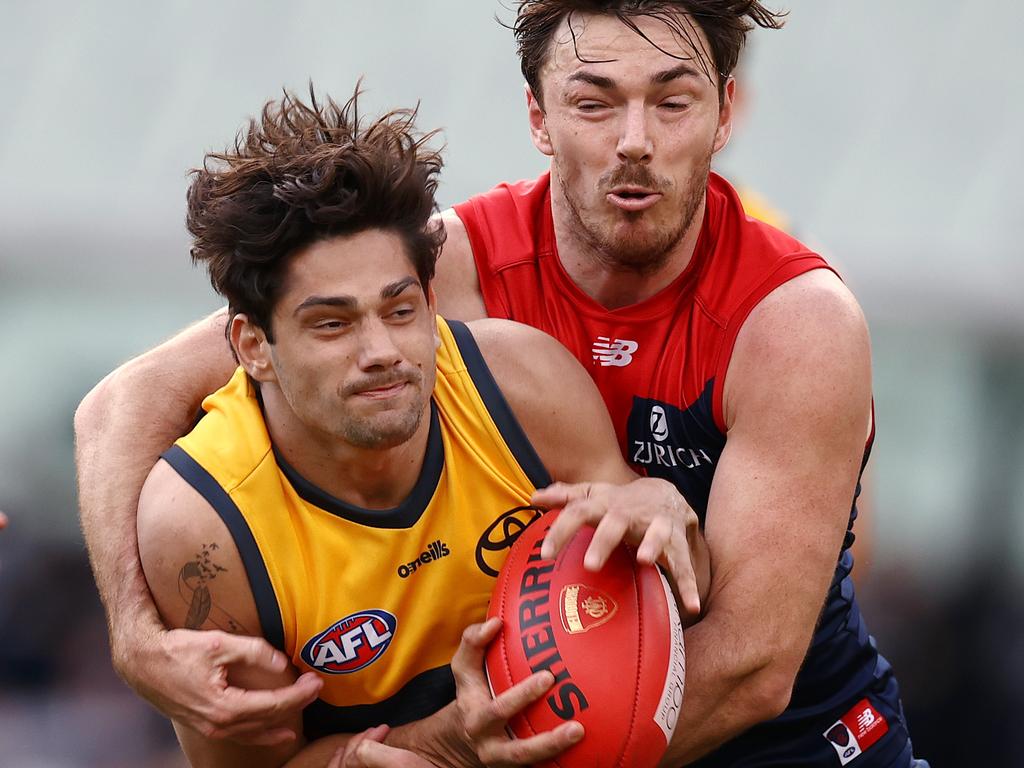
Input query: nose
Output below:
<box><xmin>356</xmin><ymin>316</ymin><xmax>403</xmax><ymax>371</ymax></box>
<box><xmin>616</xmin><ymin>102</ymin><xmax>653</xmax><ymax>164</ymax></box>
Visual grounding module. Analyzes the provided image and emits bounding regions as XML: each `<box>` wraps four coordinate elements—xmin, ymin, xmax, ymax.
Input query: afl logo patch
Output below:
<box><xmin>301</xmin><ymin>609</ymin><xmax>396</xmax><ymax>675</ymax></box>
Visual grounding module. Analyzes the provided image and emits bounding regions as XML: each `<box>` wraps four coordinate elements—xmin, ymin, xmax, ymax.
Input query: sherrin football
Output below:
<box><xmin>485</xmin><ymin>509</ymin><xmax>685</xmax><ymax>768</ymax></box>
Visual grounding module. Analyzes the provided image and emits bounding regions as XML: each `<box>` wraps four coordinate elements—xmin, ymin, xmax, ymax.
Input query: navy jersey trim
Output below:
<box><xmin>303</xmin><ymin>664</ymin><xmax>455</xmax><ymax>738</ymax></box>
<box><xmin>446</xmin><ymin>320</ymin><xmax>552</xmax><ymax>489</ymax></box>
<box><xmin>273</xmin><ymin>401</ymin><xmax>444</xmax><ymax>530</ymax></box>
<box><xmin>160</xmin><ymin>445</ymin><xmax>285</xmax><ymax>652</ymax></box>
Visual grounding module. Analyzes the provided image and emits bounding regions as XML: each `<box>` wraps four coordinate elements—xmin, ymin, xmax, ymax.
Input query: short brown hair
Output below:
<box><xmin>186</xmin><ymin>86</ymin><xmax>444</xmax><ymax>342</ymax></box>
<box><xmin>512</xmin><ymin>1</ymin><xmax>786</xmax><ymax>105</ymax></box>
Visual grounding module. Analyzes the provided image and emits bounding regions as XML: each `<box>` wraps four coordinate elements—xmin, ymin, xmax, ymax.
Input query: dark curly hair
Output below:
<box><xmin>186</xmin><ymin>85</ymin><xmax>445</xmax><ymax>342</ymax></box>
<box><xmin>511</xmin><ymin>1</ymin><xmax>786</xmax><ymax>106</ymax></box>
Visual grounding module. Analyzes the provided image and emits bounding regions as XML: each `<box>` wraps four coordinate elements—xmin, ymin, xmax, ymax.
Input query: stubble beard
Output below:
<box><xmin>339</xmin><ymin>403</ymin><xmax>425</xmax><ymax>450</ymax></box>
<box><xmin>336</xmin><ymin>368</ymin><xmax>427</xmax><ymax>450</ymax></box>
<box><xmin>558</xmin><ymin>154</ymin><xmax>712</xmax><ymax>276</ymax></box>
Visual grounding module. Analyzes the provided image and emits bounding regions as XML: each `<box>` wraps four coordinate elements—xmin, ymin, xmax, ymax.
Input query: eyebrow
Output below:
<box><xmin>651</xmin><ymin>62</ymin><xmax>703</xmax><ymax>85</ymax></box>
<box><xmin>567</xmin><ymin>70</ymin><xmax>616</xmax><ymax>90</ymax></box>
<box><xmin>293</xmin><ymin>277</ymin><xmax>421</xmax><ymax>316</ymax></box>
<box><xmin>566</xmin><ymin>62</ymin><xmax>703</xmax><ymax>91</ymax></box>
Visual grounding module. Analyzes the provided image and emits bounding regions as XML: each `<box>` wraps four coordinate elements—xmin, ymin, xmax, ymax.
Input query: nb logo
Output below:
<box><xmin>856</xmin><ymin>708</ymin><xmax>875</xmax><ymax>730</ymax></box>
<box><xmin>592</xmin><ymin>337</ymin><xmax>638</xmax><ymax>367</ymax></box>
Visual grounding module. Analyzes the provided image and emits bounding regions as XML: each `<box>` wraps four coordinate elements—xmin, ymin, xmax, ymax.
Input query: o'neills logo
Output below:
<box><xmin>397</xmin><ymin>539</ymin><xmax>450</xmax><ymax>579</ymax></box>
<box><xmin>559</xmin><ymin>584</ymin><xmax>618</xmax><ymax>634</ymax></box>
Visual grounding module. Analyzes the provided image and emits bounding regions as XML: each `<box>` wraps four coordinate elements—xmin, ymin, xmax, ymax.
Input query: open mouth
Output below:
<box><xmin>607</xmin><ymin>187</ymin><xmax>662</xmax><ymax>212</ymax></box>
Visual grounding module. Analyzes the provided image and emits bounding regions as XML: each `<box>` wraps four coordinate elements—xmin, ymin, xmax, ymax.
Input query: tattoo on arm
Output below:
<box><xmin>177</xmin><ymin>542</ymin><xmax>251</xmax><ymax>633</ymax></box>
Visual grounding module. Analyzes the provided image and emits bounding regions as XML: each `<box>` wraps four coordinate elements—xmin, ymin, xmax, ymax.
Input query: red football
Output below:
<box><xmin>485</xmin><ymin>509</ymin><xmax>685</xmax><ymax>768</ymax></box>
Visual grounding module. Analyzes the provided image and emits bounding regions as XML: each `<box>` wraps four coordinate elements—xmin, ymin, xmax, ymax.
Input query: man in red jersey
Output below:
<box><xmin>74</xmin><ymin>2</ymin><xmax>925</xmax><ymax>766</ymax></box>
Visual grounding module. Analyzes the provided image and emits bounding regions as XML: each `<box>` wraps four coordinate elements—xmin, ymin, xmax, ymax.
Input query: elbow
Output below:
<box><xmin>74</xmin><ymin>373</ymin><xmax>116</xmax><ymax>445</ymax></box>
<box><xmin>749</xmin><ymin>665</ymin><xmax>796</xmax><ymax>722</ymax></box>
<box><xmin>74</xmin><ymin>358</ymin><xmax>147</xmax><ymax>447</ymax></box>
<box><xmin>73</xmin><ymin>364</ymin><xmax>131</xmax><ymax>442</ymax></box>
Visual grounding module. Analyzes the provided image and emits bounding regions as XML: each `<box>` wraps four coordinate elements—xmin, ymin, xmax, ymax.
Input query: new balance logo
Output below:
<box><xmin>856</xmin><ymin>707</ymin><xmax>876</xmax><ymax>731</ymax></box>
<box><xmin>592</xmin><ymin>337</ymin><xmax>639</xmax><ymax>367</ymax></box>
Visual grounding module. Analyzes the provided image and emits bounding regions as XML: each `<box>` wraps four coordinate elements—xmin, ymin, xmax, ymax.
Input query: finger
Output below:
<box><xmin>480</xmin><ymin>720</ymin><xmax>584</xmax><ymax>766</ymax></box>
<box><xmin>664</xmin><ymin>541</ymin><xmax>701</xmax><ymax>617</ymax></box>
<box><xmin>635</xmin><ymin>515</ymin><xmax>673</xmax><ymax>565</ymax></box>
<box><xmin>464</xmin><ymin>670</ymin><xmax>554</xmax><ymax>737</ymax></box>
<box><xmin>583</xmin><ymin>509</ymin><xmax>630</xmax><ymax>571</ymax></box>
<box><xmin>489</xmin><ymin>670</ymin><xmax>555</xmax><ymax>724</ymax></box>
<box><xmin>328</xmin><ymin>746</ymin><xmax>346</xmax><ymax>768</ymax></box>
<box><xmin>539</xmin><ymin>499</ymin><xmax>601</xmax><ymax>560</ymax></box>
<box><xmin>213</xmin><ymin>672</ymin><xmax>323</xmax><ymax>729</ymax></box>
<box><xmin>337</xmin><ymin>725</ymin><xmax>391</xmax><ymax>768</ymax></box>
<box><xmin>0</xmin><ymin>511</ymin><xmax>8</xmax><ymax>529</ymax></box>
<box><xmin>208</xmin><ymin>631</ymin><xmax>291</xmax><ymax>674</ymax></box>
<box><xmin>451</xmin><ymin>618</ymin><xmax>501</xmax><ymax>690</ymax></box>
<box><xmin>531</xmin><ymin>481</ymin><xmax>591</xmax><ymax>510</ymax></box>
<box><xmin>350</xmin><ymin>739</ymin><xmax>433</xmax><ymax>768</ymax></box>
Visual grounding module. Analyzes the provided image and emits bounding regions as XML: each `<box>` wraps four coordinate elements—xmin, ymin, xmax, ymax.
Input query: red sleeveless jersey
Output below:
<box><xmin>454</xmin><ymin>172</ymin><xmax>833</xmax><ymax>518</ymax></box>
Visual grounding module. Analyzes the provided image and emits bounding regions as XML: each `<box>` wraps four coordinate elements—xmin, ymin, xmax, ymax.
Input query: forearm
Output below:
<box><xmin>385</xmin><ymin>703</ymin><xmax>479</xmax><ymax>767</ymax></box>
<box><xmin>75</xmin><ymin>309</ymin><xmax>236</xmax><ymax>664</ymax></box>
<box><xmin>76</xmin><ymin>366</ymin><xmax>185</xmax><ymax>660</ymax></box>
<box><xmin>283</xmin><ymin>704</ymin><xmax>478</xmax><ymax>768</ymax></box>
<box><xmin>660</xmin><ymin>610</ymin><xmax>793</xmax><ymax>766</ymax></box>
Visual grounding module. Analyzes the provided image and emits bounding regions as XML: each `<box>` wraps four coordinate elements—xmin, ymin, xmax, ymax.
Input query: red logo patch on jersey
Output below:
<box><xmin>301</xmin><ymin>610</ymin><xmax>397</xmax><ymax>675</ymax></box>
<box><xmin>559</xmin><ymin>584</ymin><xmax>618</xmax><ymax>634</ymax></box>
<box><xmin>823</xmin><ymin>698</ymin><xmax>889</xmax><ymax>765</ymax></box>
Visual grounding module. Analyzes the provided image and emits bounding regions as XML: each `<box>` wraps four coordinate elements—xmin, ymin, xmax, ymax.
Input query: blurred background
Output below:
<box><xmin>1</xmin><ymin>1</ymin><xmax>1021</xmax><ymax>765</ymax></box>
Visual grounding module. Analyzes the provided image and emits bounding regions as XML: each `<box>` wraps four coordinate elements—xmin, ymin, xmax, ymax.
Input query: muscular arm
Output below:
<box><xmin>76</xmin><ymin>309</ymin><xmax>234</xmax><ymax>656</ymax></box>
<box><xmin>75</xmin><ymin>310</ymin><xmax>320</xmax><ymax>741</ymax></box>
<box><xmin>137</xmin><ymin>460</ymin><xmax>305</xmax><ymax>767</ymax></box>
<box><xmin>661</xmin><ymin>270</ymin><xmax>873</xmax><ymax>764</ymax></box>
<box><xmin>76</xmin><ymin>308</ymin><xmax>234</xmax><ymax>653</ymax></box>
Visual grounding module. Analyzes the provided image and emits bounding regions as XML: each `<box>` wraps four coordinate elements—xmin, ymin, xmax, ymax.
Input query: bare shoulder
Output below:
<box><xmin>137</xmin><ymin>460</ymin><xmax>261</xmax><ymax>635</ymax></box>
<box><xmin>433</xmin><ymin>209</ymin><xmax>487</xmax><ymax>321</ymax></box>
<box><xmin>464</xmin><ymin>318</ymin><xmax>631</xmax><ymax>483</ymax></box>
<box><xmin>723</xmin><ymin>268</ymin><xmax>871</xmax><ymax>433</ymax></box>
<box><xmin>465</xmin><ymin>317</ymin><xmax>578</xmax><ymax>388</ymax></box>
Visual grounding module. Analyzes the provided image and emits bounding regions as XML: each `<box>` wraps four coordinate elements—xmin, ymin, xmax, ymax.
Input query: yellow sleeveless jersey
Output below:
<box><xmin>161</xmin><ymin>318</ymin><xmax>550</xmax><ymax>738</ymax></box>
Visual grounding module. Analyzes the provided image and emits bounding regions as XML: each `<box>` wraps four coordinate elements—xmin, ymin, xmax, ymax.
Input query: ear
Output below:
<box><xmin>713</xmin><ymin>77</ymin><xmax>736</xmax><ymax>155</ymax></box>
<box><xmin>526</xmin><ymin>84</ymin><xmax>554</xmax><ymax>157</ymax></box>
<box><xmin>230</xmin><ymin>313</ymin><xmax>276</xmax><ymax>383</ymax></box>
<box><xmin>426</xmin><ymin>284</ymin><xmax>441</xmax><ymax>350</ymax></box>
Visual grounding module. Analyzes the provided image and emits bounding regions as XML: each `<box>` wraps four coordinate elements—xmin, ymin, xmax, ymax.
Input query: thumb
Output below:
<box><xmin>211</xmin><ymin>632</ymin><xmax>289</xmax><ymax>672</ymax></box>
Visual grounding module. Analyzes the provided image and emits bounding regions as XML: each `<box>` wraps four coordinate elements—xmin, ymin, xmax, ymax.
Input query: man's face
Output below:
<box><xmin>252</xmin><ymin>229</ymin><xmax>437</xmax><ymax>451</ymax></box>
<box><xmin>529</xmin><ymin>12</ymin><xmax>734</xmax><ymax>272</ymax></box>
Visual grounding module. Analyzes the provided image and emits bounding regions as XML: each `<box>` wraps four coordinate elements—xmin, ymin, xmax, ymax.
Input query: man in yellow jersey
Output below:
<box><xmin>134</xmin><ymin>88</ymin><xmax>707</xmax><ymax>768</ymax></box>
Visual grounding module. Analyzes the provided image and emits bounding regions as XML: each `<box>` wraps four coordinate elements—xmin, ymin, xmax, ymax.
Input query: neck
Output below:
<box><xmin>549</xmin><ymin>172</ymin><xmax>705</xmax><ymax>310</ymax></box>
<box><xmin>261</xmin><ymin>388</ymin><xmax>432</xmax><ymax>510</ymax></box>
